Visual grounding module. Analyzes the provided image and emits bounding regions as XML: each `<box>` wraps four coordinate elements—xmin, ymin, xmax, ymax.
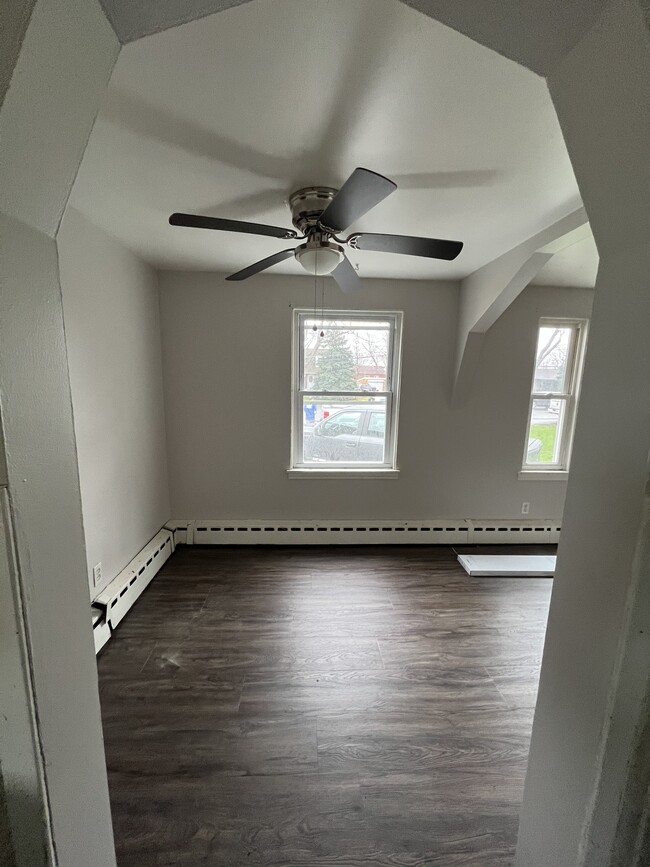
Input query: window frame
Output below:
<box><xmin>521</xmin><ymin>317</ymin><xmax>588</xmax><ymax>474</ymax></box>
<box><xmin>290</xmin><ymin>309</ymin><xmax>403</xmax><ymax>474</ymax></box>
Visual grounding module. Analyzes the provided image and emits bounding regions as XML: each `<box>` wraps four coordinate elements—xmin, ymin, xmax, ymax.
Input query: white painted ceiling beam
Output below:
<box><xmin>452</xmin><ymin>207</ymin><xmax>590</xmax><ymax>404</ymax></box>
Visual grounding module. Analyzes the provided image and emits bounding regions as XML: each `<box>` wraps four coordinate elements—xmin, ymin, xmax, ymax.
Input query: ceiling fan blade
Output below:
<box><xmin>331</xmin><ymin>254</ymin><xmax>361</xmax><ymax>294</ymax></box>
<box><xmin>169</xmin><ymin>213</ymin><xmax>297</xmax><ymax>240</ymax></box>
<box><xmin>319</xmin><ymin>168</ymin><xmax>396</xmax><ymax>233</ymax></box>
<box><xmin>225</xmin><ymin>248</ymin><xmax>296</xmax><ymax>282</ymax></box>
<box><xmin>348</xmin><ymin>232</ymin><xmax>463</xmax><ymax>261</ymax></box>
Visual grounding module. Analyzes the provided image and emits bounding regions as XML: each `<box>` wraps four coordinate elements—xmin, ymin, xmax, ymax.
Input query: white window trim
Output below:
<box><xmin>518</xmin><ymin>470</ymin><xmax>569</xmax><ymax>481</ymax></box>
<box><xmin>290</xmin><ymin>309</ymin><xmax>403</xmax><ymax>474</ymax></box>
<box><xmin>521</xmin><ymin>317</ymin><xmax>588</xmax><ymax>474</ymax></box>
<box><xmin>287</xmin><ymin>468</ymin><xmax>400</xmax><ymax>479</ymax></box>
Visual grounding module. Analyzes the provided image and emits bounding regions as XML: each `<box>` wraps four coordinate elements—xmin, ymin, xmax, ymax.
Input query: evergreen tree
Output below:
<box><xmin>314</xmin><ymin>329</ymin><xmax>356</xmax><ymax>391</ymax></box>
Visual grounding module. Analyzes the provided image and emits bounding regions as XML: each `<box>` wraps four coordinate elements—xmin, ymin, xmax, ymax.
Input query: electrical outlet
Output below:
<box><xmin>92</xmin><ymin>562</ymin><xmax>102</xmax><ymax>587</ymax></box>
<box><xmin>521</xmin><ymin>502</ymin><xmax>530</xmax><ymax>515</ymax></box>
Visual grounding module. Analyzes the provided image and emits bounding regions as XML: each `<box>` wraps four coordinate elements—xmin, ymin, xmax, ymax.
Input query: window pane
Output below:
<box><xmin>302</xmin><ymin>396</ymin><xmax>387</xmax><ymax>464</ymax></box>
<box><xmin>527</xmin><ymin>398</ymin><xmax>567</xmax><ymax>464</ymax></box>
<box><xmin>367</xmin><ymin>412</ymin><xmax>385</xmax><ymax>438</ymax></box>
<box><xmin>533</xmin><ymin>326</ymin><xmax>573</xmax><ymax>393</ymax></box>
<box><xmin>302</xmin><ymin>317</ymin><xmax>390</xmax><ymax>392</ymax></box>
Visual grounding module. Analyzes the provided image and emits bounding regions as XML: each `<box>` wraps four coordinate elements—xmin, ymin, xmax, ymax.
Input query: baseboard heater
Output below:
<box><xmin>166</xmin><ymin>519</ymin><xmax>561</xmax><ymax>546</ymax></box>
<box><xmin>91</xmin><ymin>605</ymin><xmax>111</xmax><ymax>654</ymax></box>
<box><xmin>91</xmin><ymin>528</ymin><xmax>175</xmax><ymax>654</ymax></box>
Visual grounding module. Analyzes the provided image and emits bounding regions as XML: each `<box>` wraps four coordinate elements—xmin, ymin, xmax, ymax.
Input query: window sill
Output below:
<box><xmin>518</xmin><ymin>470</ymin><xmax>569</xmax><ymax>481</ymax></box>
<box><xmin>287</xmin><ymin>468</ymin><xmax>400</xmax><ymax>480</ymax></box>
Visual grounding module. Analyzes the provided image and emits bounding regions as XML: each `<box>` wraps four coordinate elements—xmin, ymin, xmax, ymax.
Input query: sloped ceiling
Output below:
<box><xmin>72</xmin><ymin>0</ymin><xmax>599</xmax><ymax>282</ymax></box>
<box><xmin>532</xmin><ymin>234</ymin><xmax>599</xmax><ymax>287</ymax></box>
<box><xmin>99</xmin><ymin>0</ymin><xmax>253</xmax><ymax>44</ymax></box>
<box><xmin>400</xmin><ymin>0</ymin><xmax>610</xmax><ymax>75</ymax></box>
<box><xmin>99</xmin><ymin>0</ymin><xmax>610</xmax><ymax>77</ymax></box>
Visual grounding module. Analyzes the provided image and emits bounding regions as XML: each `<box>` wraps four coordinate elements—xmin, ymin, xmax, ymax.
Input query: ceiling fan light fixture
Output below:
<box><xmin>295</xmin><ymin>241</ymin><xmax>344</xmax><ymax>276</ymax></box>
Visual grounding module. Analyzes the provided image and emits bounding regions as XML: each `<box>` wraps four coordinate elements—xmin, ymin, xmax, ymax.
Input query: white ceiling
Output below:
<box><xmin>71</xmin><ymin>0</ymin><xmax>599</xmax><ymax>283</ymax></box>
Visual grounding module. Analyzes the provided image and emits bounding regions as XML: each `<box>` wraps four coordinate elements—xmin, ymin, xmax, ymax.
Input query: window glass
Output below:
<box><xmin>302</xmin><ymin>317</ymin><xmax>390</xmax><ymax>393</ymax></box>
<box><xmin>321</xmin><ymin>412</ymin><xmax>362</xmax><ymax>437</ymax></box>
<box><xmin>533</xmin><ymin>326</ymin><xmax>573</xmax><ymax>393</ymax></box>
<box><xmin>301</xmin><ymin>397</ymin><xmax>387</xmax><ymax>465</ymax></box>
<box><xmin>293</xmin><ymin>312</ymin><xmax>400</xmax><ymax>470</ymax></box>
<box><xmin>367</xmin><ymin>412</ymin><xmax>386</xmax><ymax>438</ymax></box>
<box><xmin>526</xmin><ymin>398</ymin><xmax>568</xmax><ymax>464</ymax></box>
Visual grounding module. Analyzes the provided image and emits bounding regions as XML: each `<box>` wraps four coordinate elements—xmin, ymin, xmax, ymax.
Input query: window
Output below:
<box><xmin>522</xmin><ymin>318</ymin><xmax>588</xmax><ymax>473</ymax></box>
<box><xmin>291</xmin><ymin>310</ymin><xmax>402</xmax><ymax>473</ymax></box>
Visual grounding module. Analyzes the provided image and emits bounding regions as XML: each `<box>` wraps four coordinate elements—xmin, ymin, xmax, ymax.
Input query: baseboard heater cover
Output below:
<box><xmin>93</xmin><ymin>528</ymin><xmax>175</xmax><ymax>653</ymax></box>
<box><xmin>91</xmin><ymin>605</ymin><xmax>111</xmax><ymax>653</ymax></box>
<box><xmin>458</xmin><ymin>554</ymin><xmax>557</xmax><ymax>577</ymax></box>
<box><xmin>166</xmin><ymin>519</ymin><xmax>561</xmax><ymax>546</ymax></box>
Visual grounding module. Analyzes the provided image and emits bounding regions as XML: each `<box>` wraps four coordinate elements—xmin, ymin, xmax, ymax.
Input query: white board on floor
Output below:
<box><xmin>458</xmin><ymin>554</ymin><xmax>556</xmax><ymax>577</ymax></box>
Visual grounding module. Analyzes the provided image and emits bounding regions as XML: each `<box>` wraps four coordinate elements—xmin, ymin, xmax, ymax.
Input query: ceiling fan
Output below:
<box><xmin>169</xmin><ymin>167</ymin><xmax>463</xmax><ymax>293</ymax></box>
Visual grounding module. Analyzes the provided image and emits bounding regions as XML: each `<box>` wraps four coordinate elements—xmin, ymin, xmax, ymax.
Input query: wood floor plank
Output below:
<box><xmin>99</xmin><ymin>673</ymin><xmax>243</xmax><ymax>719</ymax></box>
<box><xmin>146</xmin><ymin>635</ymin><xmax>385</xmax><ymax>678</ymax></box>
<box><xmin>104</xmin><ymin>712</ymin><xmax>318</xmax><ymax>778</ymax></box>
<box><xmin>317</xmin><ymin>712</ymin><xmax>529</xmax><ymax>777</ymax></box>
<box><xmin>96</xmin><ymin>636</ymin><xmax>156</xmax><ymax>676</ymax></box>
<box><xmin>97</xmin><ymin>544</ymin><xmax>552</xmax><ymax>866</ymax></box>
<box><xmin>240</xmin><ymin>668</ymin><xmax>507</xmax><ymax>716</ymax></box>
<box><xmin>107</xmin><ymin>771</ymin><xmax>366</xmax><ymax>866</ymax></box>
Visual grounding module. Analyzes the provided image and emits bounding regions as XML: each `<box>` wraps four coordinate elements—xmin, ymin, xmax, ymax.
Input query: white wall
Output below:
<box><xmin>0</xmin><ymin>763</ymin><xmax>15</xmax><ymax>867</ymax></box>
<box><xmin>0</xmin><ymin>0</ymin><xmax>35</xmax><ymax>108</ymax></box>
<box><xmin>159</xmin><ymin>271</ymin><xmax>591</xmax><ymax>521</ymax></box>
<box><xmin>58</xmin><ymin>208</ymin><xmax>170</xmax><ymax>596</ymax></box>
<box><xmin>0</xmin><ymin>486</ymin><xmax>41</xmax><ymax>866</ymax></box>
<box><xmin>515</xmin><ymin>2</ymin><xmax>650</xmax><ymax>864</ymax></box>
<box><xmin>0</xmin><ymin>0</ymin><xmax>119</xmax><ymax>861</ymax></box>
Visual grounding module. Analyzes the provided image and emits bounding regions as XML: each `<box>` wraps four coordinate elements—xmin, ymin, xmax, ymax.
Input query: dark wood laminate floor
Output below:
<box><xmin>97</xmin><ymin>545</ymin><xmax>553</xmax><ymax>866</ymax></box>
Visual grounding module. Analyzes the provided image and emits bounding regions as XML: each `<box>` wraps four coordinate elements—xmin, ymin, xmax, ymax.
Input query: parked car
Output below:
<box><xmin>304</xmin><ymin>405</ymin><xmax>386</xmax><ymax>462</ymax></box>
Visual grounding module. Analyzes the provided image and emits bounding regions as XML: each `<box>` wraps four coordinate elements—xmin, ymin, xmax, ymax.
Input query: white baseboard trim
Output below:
<box><xmin>165</xmin><ymin>519</ymin><xmax>561</xmax><ymax>546</ymax></box>
<box><xmin>92</xmin><ymin>528</ymin><xmax>175</xmax><ymax>654</ymax></box>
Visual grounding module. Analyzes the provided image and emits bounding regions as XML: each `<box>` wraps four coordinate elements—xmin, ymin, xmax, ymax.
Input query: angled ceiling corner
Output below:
<box><xmin>98</xmin><ymin>0</ymin><xmax>255</xmax><ymax>43</ymax></box>
<box><xmin>397</xmin><ymin>0</ymin><xmax>611</xmax><ymax>75</ymax></box>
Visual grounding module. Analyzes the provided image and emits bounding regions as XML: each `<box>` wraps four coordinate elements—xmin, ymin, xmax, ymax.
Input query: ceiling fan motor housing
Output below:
<box><xmin>288</xmin><ymin>185</ymin><xmax>339</xmax><ymax>235</ymax></box>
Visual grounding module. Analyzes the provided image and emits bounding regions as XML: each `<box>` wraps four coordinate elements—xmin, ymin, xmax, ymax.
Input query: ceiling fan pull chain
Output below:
<box><xmin>312</xmin><ymin>252</ymin><xmax>318</xmax><ymax>330</ymax></box>
<box><xmin>320</xmin><ymin>267</ymin><xmax>325</xmax><ymax>336</ymax></box>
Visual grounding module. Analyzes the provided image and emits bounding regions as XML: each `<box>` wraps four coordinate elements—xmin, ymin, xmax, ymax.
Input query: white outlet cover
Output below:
<box><xmin>92</xmin><ymin>563</ymin><xmax>102</xmax><ymax>586</ymax></box>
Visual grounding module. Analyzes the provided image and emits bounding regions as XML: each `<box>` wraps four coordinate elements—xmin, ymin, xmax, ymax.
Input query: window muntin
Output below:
<box><xmin>522</xmin><ymin>319</ymin><xmax>587</xmax><ymax>472</ymax></box>
<box><xmin>292</xmin><ymin>311</ymin><xmax>402</xmax><ymax>470</ymax></box>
